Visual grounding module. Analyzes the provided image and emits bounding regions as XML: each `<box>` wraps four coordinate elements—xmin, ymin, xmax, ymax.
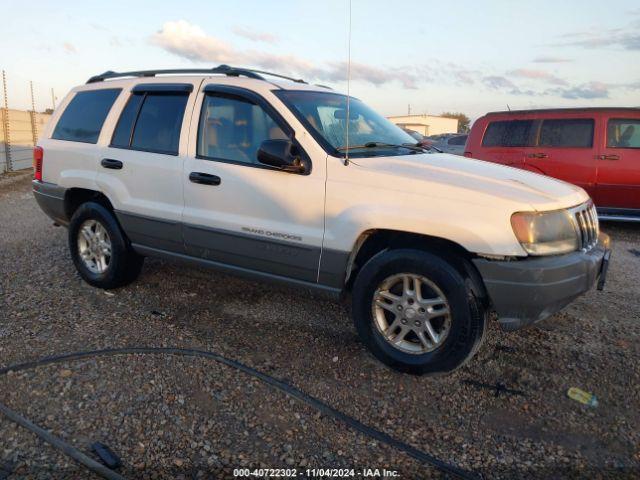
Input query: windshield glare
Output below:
<box><xmin>276</xmin><ymin>91</ymin><xmax>418</xmax><ymax>157</ymax></box>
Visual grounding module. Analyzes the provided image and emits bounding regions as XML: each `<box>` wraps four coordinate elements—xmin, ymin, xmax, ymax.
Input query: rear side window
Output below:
<box><xmin>607</xmin><ymin>119</ymin><xmax>640</xmax><ymax>149</ymax></box>
<box><xmin>111</xmin><ymin>92</ymin><xmax>189</xmax><ymax>155</ymax></box>
<box><xmin>539</xmin><ymin>119</ymin><xmax>594</xmax><ymax>148</ymax></box>
<box><xmin>482</xmin><ymin>120</ymin><xmax>535</xmax><ymax>147</ymax></box>
<box><xmin>52</xmin><ymin>89</ymin><xmax>121</xmax><ymax>143</ymax></box>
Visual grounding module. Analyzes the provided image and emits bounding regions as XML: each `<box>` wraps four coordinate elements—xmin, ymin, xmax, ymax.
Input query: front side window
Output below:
<box><xmin>197</xmin><ymin>94</ymin><xmax>287</xmax><ymax>165</ymax></box>
<box><xmin>275</xmin><ymin>91</ymin><xmax>417</xmax><ymax>157</ymax></box>
<box><xmin>52</xmin><ymin>89</ymin><xmax>121</xmax><ymax>143</ymax></box>
<box><xmin>539</xmin><ymin>119</ymin><xmax>594</xmax><ymax>148</ymax></box>
<box><xmin>111</xmin><ymin>92</ymin><xmax>188</xmax><ymax>155</ymax></box>
<box><xmin>482</xmin><ymin>120</ymin><xmax>535</xmax><ymax>147</ymax></box>
<box><xmin>607</xmin><ymin>119</ymin><xmax>640</xmax><ymax>149</ymax></box>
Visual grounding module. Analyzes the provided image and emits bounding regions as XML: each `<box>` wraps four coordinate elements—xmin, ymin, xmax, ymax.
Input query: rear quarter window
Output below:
<box><xmin>52</xmin><ymin>89</ymin><xmax>121</xmax><ymax>143</ymax></box>
<box><xmin>481</xmin><ymin>120</ymin><xmax>535</xmax><ymax>147</ymax></box>
<box><xmin>539</xmin><ymin>119</ymin><xmax>594</xmax><ymax>148</ymax></box>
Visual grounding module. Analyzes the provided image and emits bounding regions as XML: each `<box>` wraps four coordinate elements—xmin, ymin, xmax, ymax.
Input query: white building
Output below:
<box><xmin>387</xmin><ymin>114</ymin><xmax>458</xmax><ymax>136</ymax></box>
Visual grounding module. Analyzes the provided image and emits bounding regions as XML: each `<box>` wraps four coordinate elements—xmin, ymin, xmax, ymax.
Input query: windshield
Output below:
<box><xmin>275</xmin><ymin>90</ymin><xmax>420</xmax><ymax>157</ymax></box>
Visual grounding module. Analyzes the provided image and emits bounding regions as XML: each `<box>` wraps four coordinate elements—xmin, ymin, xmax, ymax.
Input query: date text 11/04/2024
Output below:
<box><xmin>233</xmin><ymin>468</ymin><xmax>400</xmax><ymax>477</ymax></box>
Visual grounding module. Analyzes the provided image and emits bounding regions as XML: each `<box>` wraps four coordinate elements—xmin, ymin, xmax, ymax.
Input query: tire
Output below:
<box><xmin>352</xmin><ymin>248</ymin><xmax>486</xmax><ymax>375</ymax></box>
<box><xmin>68</xmin><ymin>202</ymin><xmax>144</xmax><ymax>289</ymax></box>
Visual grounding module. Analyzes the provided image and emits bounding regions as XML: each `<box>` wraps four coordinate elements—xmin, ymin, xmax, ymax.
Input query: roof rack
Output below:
<box><xmin>86</xmin><ymin>64</ymin><xmax>308</xmax><ymax>85</ymax></box>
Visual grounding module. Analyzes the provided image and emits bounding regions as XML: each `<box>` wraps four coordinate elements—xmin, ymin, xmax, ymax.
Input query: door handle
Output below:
<box><xmin>189</xmin><ymin>172</ymin><xmax>221</xmax><ymax>186</ymax></box>
<box><xmin>598</xmin><ymin>154</ymin><xmax>620</xmax><ymax>161</ymax></box>
<box><xmin>527</xmin><ymin>153</ymin><xmax>548</xmax><ymax>159</ymax></box>
<box><xmin>101</xmin><ymin>158</ymin><xmax>123</xmax><ymax>170</ymax></box>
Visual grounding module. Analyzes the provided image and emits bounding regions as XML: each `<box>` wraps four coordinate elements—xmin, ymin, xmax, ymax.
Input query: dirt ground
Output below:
<box><xmin>1</xmin><ymin>172</ymin><xmax>639</xmax><ymax>479</ymax></box>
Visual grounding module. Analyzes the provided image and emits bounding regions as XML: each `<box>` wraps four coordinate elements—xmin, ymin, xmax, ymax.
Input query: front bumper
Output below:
<box><xmin>473</xmin><ymin>233</ymin><xmax>611</xmax><ymax>331</ymax></box>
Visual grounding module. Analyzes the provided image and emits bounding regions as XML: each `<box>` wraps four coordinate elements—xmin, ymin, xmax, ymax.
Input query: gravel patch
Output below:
<box><xmin>1</xmin><ymin>174</ymin><xmax>639</xmax><ymax>478</ymax></box>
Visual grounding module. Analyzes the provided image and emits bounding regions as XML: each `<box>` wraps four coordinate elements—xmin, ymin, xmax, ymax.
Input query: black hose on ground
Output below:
<box><xmin>0</xmin><ymin>401</ymin><xmax>125</xmax><ymax>480</ymax></box>
<box><xmin>0</xmin><ymin>347</ymin><xmax>480</xmax><ymax>480</ymax></box>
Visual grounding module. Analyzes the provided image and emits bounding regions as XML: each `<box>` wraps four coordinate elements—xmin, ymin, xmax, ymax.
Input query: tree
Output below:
<box><xmin>441</xmin><ymin>112</ymin><xmax>471</xmax><ymax>133</ymax></box>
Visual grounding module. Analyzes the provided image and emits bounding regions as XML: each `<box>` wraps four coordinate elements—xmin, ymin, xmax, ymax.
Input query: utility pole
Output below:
<box><xmin>29</xmin><ymin>81</ymin><xmax>38</xmax><ymax>145</ymax></box>
<box><xmin>1</xmin><ymin>70</ymin><xmax>11</xmax><ymax>172</ymax></box>
<box><xmin>408</xmin><ymin>104</ymin><xmax>411</xmax><ymax>115</ymax></box>
<box><xmin>51</xmin><ymin>88</ymin><xmax>56</xmax><ymax>111</ymax></box>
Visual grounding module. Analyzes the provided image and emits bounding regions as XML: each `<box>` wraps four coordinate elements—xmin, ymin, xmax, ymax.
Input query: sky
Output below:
<box><xmin>2</xmin><ymin>0</ymin><xmax>640</xmax><ymax>119</ymax></box>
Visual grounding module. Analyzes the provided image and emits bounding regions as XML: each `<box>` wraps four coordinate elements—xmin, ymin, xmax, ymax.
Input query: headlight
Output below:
<box><xmin>511</xmin><ymin>209</ymin><xmax>578</xmax><ymax>255</ymax></box>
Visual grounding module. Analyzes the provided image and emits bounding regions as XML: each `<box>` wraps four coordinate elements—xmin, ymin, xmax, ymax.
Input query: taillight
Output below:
<box><xmin>463</xmin><ymin>151</ymin><xmax>473</xmax><ymax>158</ymax></box>
<box><xmin>33</xmin><ymin>146</ymin><xmax>43</xmax><ymax>181</ymax></box>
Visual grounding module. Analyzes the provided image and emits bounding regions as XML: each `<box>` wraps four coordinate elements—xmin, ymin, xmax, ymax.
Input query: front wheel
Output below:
<box><xmin>352</xmin><ymin>249</ymin><xmax>486</xmax><ymax>375</ymax></box>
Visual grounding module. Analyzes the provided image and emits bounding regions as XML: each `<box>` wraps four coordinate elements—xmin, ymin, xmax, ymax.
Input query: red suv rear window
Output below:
<box><xmin>482</xmin><ymin>120</ymin><xmax>535</xmax><ymax>147</ymax></box>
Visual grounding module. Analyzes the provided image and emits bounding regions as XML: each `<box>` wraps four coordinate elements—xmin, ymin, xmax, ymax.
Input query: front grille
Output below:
<box><xmin>571</xmin><ymin>202</ymin><xmax>599</xmax><ymax>251</ymax></box>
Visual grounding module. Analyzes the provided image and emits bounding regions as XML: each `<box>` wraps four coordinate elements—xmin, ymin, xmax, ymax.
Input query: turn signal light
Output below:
<box><xmin>463</xmin><ymin>151</ymin><xmax>473</xmax><ymax>158</ymax></box>
<box><xmin>33</xmin><ymin>146</ymin><xmax>43</xmax><ymax>181</ymax></box>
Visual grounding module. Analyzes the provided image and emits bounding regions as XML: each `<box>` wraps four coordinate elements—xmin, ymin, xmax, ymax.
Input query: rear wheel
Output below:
<box><xmin>352</xmin><ymin>249</ymin><xmax>486</xmax><ymax>375</ymax></box>
<box><xmin>68</xmin><ymin>202</ymin><xmax>143</xmax><ymax>289</ymax></box>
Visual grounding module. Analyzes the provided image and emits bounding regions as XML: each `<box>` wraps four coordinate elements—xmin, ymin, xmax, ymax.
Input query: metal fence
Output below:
<box><xmin>1</xmin><ymin>70</ymin><xmax>54</xmax><ymax>173</ymax></box>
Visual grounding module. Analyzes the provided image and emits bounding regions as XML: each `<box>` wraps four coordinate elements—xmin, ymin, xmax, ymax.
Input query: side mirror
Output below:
<box><xmin>257</xmin><ymin>139</ymin><xmax>307</xmax><ymax>173</ymax></box>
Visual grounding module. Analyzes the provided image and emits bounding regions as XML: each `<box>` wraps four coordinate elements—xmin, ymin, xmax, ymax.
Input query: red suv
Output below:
<box><xmin>465</xmin><ymin>108</ymin><xmax>640</xmax><ymax>221</ymax></box>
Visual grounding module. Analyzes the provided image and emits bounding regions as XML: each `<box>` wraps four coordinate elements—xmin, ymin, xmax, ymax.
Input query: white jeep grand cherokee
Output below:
<box><xmin>33</xmin><ymin>65</ymin><xmax>611</xmax><ymax>374</ymax></box>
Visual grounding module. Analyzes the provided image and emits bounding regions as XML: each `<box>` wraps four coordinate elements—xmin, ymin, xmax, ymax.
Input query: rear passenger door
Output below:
<box><xmin>96</xmin><ymin>81</ymin><xmax>200</xmax><ymax>253</ymax></box>
<box><xmin>524</xmin><ymin>118</ymin><xmax>597</xmax><ymax>198</ymax></box>
<box><xmin>182</xmin><ymin>83</ymin><xmax>326</xmax><ymax>284</ymax></box>
<box><xmin>595</xmin><ymin>115</ymin><xmax>640</xmax><ymax>211</ymax></box>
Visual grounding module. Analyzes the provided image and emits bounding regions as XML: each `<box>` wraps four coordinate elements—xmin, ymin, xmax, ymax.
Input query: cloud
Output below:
<box><xmin>554</xmin><ymin>26</ymin><xmax>640</xmax><ymax>50</ymax></box>
<box><xmin>482</xmin><ymin>76</ymin><xmax>534</xmax><ymax>96</ymax></box>
<box><xmin>151</xmin><ymin>20</ymin><xmax>418</xmax><ymax>88</ymax></box>
<box><xmin>423</xmin><ymin>61</ymin><xmax>478</xmax><ymax>85</ymax></box>
<box><xmin>483</xmin><ymin>75</ymin><xmax>517</xmax><ymax>90</ymax></box>
<box><xmin>551</xmin><ymin>82</ymin><xmax>610</xmax><ymax>99</ymax></box>
<box><xmin>151</xmin><ymin>20</ymin><xmax>237</xmax><ymax>63</ymax></box>
<box><xmin>453</xmin><ymin>70</ymin><xmax>476</xmax><ymax>85</ymax></box>
<box><xmin>232</xmin><ymin>26</ymin><xmax>278</xmax><ymax>44</ymax></box>
<box><xmin>317</xmin><ymin>61</ymin><xmax>418</xmax><ymax>89</ymax></box>
<box><xmin>481</xmin><ymin>74</ymin><xmax>610</xmax><ymax>99</ymax></box>
<box><xmin>63</xmin><ymin>42</ymin><xmax>76</xmax><ymax>53</ymax></box>
<box><xmin>508</xmin><ymin>68</ymin><xmax>568</xmax><ymax>85</ymax></box>
<box><xmin>532</xmin><ymin>56</ymin><xmax>572</xmax><ymax>63</ymax></box>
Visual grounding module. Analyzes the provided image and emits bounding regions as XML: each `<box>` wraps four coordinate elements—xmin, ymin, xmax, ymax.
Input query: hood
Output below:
<box><xmin>348</xmin><ymin>152</ymin><xmax>589</xmax><ymax>211</ymax></box>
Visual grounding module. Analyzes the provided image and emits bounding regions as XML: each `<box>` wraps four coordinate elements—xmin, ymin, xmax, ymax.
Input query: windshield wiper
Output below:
<box><xmin>337</xmin><ymin>142</ymin><xmax>427</xmax><ymax>153</ymax></box>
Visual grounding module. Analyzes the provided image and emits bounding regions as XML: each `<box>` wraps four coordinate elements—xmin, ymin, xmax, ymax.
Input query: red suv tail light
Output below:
<box><xmin>33</xmin><ymin>146</ymin><xmax>43</xmax><ymax>181</ymax></box>
<box><xmin>463</xmin><ymin>151</ymin><xmax>473</xmax><ymax>158</ymax></box>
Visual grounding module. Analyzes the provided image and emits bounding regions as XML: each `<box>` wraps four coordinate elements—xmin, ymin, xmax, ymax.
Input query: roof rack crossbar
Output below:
<box><xmin>86</xmin><ymin>64</ymin><xmax>308</xmax><ymax>85</ymax></box>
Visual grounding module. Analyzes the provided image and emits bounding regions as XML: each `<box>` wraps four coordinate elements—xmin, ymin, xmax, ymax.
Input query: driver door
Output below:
<box><xmin>182</xmin><ymin>83</ymin><xmax>326</xmax><ymax>283</ymax></box>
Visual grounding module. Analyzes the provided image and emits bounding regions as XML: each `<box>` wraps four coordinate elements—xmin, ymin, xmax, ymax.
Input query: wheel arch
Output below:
<box><xmin>344</xmin><ymin>229</ymin><xmax>488</xmax><ymax>302</ymax></box>
<box><xmin>64</xmin><ymin>188</ymin><xmax>115</xmax><ymax>220</ymax></box>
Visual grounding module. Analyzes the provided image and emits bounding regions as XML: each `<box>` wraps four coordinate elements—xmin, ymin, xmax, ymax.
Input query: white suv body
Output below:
<box><xmin>33</xmin><ymin>66</ymin><xmax>611</xmax><ymax>374</ymax></box>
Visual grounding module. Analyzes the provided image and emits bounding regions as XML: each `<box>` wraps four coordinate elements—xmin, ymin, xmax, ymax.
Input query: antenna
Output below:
<box><xmin>507</xmin><ymin>104</ymin><xmax>511</xmax><ymax>111</ymax></box>
<box><xmin>344</xmin><ymin>0</ymin><xmax>352</xmax><ymax>166</ymax></box>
